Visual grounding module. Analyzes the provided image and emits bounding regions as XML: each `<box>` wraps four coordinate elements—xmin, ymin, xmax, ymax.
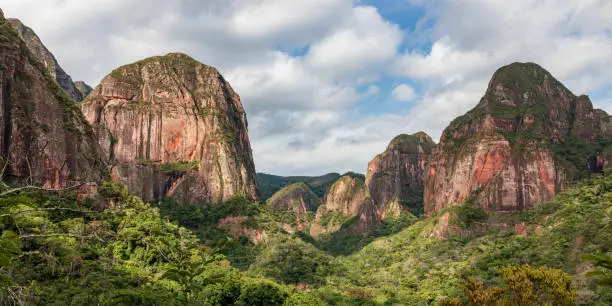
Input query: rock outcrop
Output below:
<box><xmin>311</xmin><ymin>175</ymin><xmax>378</xmax><ymax>237</ymax></box>
<box><xmin>267</xmin><ymin>182</ymin><xmax>319</xmax><ymax>218</ymax></box>
<box><xmin>320</xmin><ymin>175</ymin><xmax>370</xmax><ymax>217</ymax></box>
<box><xmin>80</xmin><ymin>53</ymin><xmax>258</xmax><ymax>204</ymax></box>
<box><xmin>74</xmin><ymin>81</ymin><xmax>92</xmax><ymax>99</ymax></box>
<box><xmin>7</xmin><ymin>18</ymin><xmax>84</xmax><ymax>102</ymax></box>
<box><xmin>366</xmin><ymin>132</ymin><xmax>435</xmax><ymax>217</ymax></box>
<box><xmin>0</xmin><ymin>14</ymin><xmax>107</xmax><ymax>187</ymax></box>
<box><xmin>424</xmin><ymin>62</ymin><xmax>612</xmax><ymax>215</ymax></box>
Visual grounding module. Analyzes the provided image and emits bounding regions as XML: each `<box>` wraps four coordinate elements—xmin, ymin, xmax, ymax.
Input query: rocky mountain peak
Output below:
<box><xmin>425</xmin><ymin>62</ymin><xmax>612</xmax><ymax>215</ymax></box>
<box><xmin>366</xmin><ymin>131</ymin><xmax>435</xmax><ymax>217</ymax></box>
<box><xmin>74</xmin><ymin>81</ymin><xmax>93</xmax><ymax>99</ymax></box>
<box><xmin>80</xmin><ymin>53</ymin><xmax>258</xmax><ymax>204</ymax></box>
<box><xmin>6</xmin><ymin>18</ymin><xmax>84</xmax><ymax>102</ymax></box>
<box><xmin>268</xmin><ymin>182</ymin><xmax>319</xmax><ymax>217</ymax></box>
<box><xmin>386</xmin><ymin>132</ymin><xmax>435</xmax><ymax>155</ymax></box>
<box><xmin>0</xmin><ymin>13</ymin><xmax>107</xmax><ymax>187</ymax></box>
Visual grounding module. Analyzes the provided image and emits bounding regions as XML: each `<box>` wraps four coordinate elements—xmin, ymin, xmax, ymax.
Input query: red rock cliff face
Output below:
<box><xmin>80</xmin><ymin>53</ymin><xmax>258</xmax><ymax>204</ymax></box>
<box><xmin>0</xmin><ymin>14</ymin><xmax>107</xmax><ymax>187</ymax></box>
<box><xmin>366</xmin><ymin>132</ymin><xmax>435</xmax><ymax>217</ymax></box>
<box><xmin>424</xmin><ymin>62</ymin><xmax>612</xmax><ymax>215</ymax></box>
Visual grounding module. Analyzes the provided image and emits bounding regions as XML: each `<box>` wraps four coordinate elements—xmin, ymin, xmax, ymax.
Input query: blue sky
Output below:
<box><xmin>2</xmin><ymin>0</ymin><xmax>612</xmax><ymax>175</ymax></box>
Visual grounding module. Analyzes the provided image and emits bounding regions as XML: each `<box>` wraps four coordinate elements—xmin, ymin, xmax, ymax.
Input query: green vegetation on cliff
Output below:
<box><xmin>2</xmin><ymin>170</ymin><xmax>611</xmax><ymax>305</ymax></box>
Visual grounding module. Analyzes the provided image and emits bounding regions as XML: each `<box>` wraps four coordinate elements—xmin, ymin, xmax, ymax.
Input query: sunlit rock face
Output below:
<box><xmin>80</xmin><ymin>53</ymin><xmax>258</xmax><ymax>204</ymax></box>
<box><xmin>424</xmin><ymin>62</ymin><xmax>612</xmax><ymax>215</ymax></box>
<box><xmin>366</xmin><ymin>132</ymin><xmax>435</xmax><ymax>217</ymax></box>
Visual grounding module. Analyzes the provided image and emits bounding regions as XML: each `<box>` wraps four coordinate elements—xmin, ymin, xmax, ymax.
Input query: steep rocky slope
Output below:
<box><xmin>366</xmin><ymin>132</ymin><xmax>435</xmax><ymax>217</ymax></box>
<box><xmin>80</xmin><ymin>53</ymin><xmax>258</xmax><ymax>204</ymax></box>
<box><xmin>267</xmin><ymin>182</ymin><xmax>320</xmax><ymax>217</ymax></box>
<box><xmin>74</xmin><ymin>81</ymin><xmax>92</xmax><ymax>99</ymax></box>
<box><xmin>0</xmin><ymin>13</ymin><xmax>107</xmax><ymax>187</ymax></box>
<box><xmin>257</xmin><ymin>172</ymin><xmax>341</xmax><ymax>200</ymax></box>
<box><xmin>424</xmin><ymin>62</ymin><xmax>612</xmax><ymax>215</ymax></box>
<box><xmin>311</xmin><ymin>175</ymin><xmax>378</xmax><ymax>237</ymax></box>
<box><xmin>7</xmin><ymin>18</ymin><xmax>84</xmax><ymax>102</ymax></box>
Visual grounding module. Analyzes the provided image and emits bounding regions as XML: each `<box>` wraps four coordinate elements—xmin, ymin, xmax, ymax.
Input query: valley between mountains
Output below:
<box><xmin>0</xmin><ymin>8</ymin><xmax>611</xmax><ymax>306</ymax></box>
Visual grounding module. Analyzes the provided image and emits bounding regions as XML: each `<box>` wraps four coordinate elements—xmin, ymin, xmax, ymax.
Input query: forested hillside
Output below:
<box><xmin>2</xmin><ymin>171</ymin><xmax>610</xmax><ymax>305</ymax></box>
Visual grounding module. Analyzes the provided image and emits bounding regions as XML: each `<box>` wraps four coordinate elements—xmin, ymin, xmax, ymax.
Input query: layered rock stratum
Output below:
<box><xmin>80</xmin><ymin>53</ymin><xmax>258</xmax><ymax>204</ymax></box>
<box><xmin>366</xmin><ymin>132</ymin><xmax>435</xmax><ymax>217</ymax></box>
<box><xmin>7</xmin><ymin>18</ymin><xmax>84</xmax><ymax>102</ymax></box>
<box><xmin>424</xmin><ymin>62</ymin><xmax>612</xmax><ymax>215</ymax></box>
<box><xmin>0</xmin><ymin>13</ymin><xmax>107</xmax><ymax>187</ymax></box>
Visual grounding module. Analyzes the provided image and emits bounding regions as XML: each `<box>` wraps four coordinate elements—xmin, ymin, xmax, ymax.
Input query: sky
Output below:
<box><xmin>1</xmin><ymin>0</ymin><xmax>612</xmax><ymax>176</ymax></box>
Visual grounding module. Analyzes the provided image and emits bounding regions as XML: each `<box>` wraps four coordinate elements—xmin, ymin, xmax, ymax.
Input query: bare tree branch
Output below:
<box><xmin>19</xmin><ymin>233</ymin><xmax>96</xmax><ymax>240</ymax></box>
<box><xmin>0</xmin><ymin>183</ymin><xmax>87</xmax><ymax>197</ymax></box>
<box><xmin>0</xmin><ymin>207</ymin><xmax>107</xmax><ymax>218</ymax></box>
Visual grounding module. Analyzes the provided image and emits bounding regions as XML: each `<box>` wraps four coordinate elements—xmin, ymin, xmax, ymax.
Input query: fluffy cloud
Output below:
<box><xmin>395</xmin><ymin>0</ymin><xmax>612</xmax><ymax>140</ymax></box>
<box><xmin>305</xmin><ymin>6</ymin><xmax>402</xmax><ymax>79</ymax></box>
<box><xmin>2</xmin><ymin>0</ymin><xmax>612</xmax><ymax>176</ymax></box>
<box><xmin>391</xmin><ymin>84</ymin><xmax>417</xmax><ymax>102</ymax></box>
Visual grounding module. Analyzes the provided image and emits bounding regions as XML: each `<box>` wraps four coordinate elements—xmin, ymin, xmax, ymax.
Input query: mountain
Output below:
<box><xmin>0</xmin><ymin>12</ymin><xmax>107</xmax><ymax>187</ymax></box>
<box><xmin>311</xmin><ymin>175</ymin><xmax>377</xmax><ymax>237</ymax></box>
<box><xmin>7</xmin><ymin>18</ymin><xmax>85</xmax><ymax>102</ymax></box>
<box><xmin>366</xmin><ymin>132</ymin><xmax>435</xmax><ymax>217</ymax></box>
<box><xmin>74</xmin><ymin>81</ymin><xmax>92</xmax><ymax>99</ymax></box>
<box><xmin>267</xmin><ymin>182</ymin><xmax>319</xmax><ymax>218</ymax></box>
<box><xmin>79</xmin><ymin>53</ymin><xmax>258</xmax><ymax>204</ymax></box>
<box><xmin>424</xmin><ymin>62</ymin><xmax>612</xmax><ymax>215</ymax></box>
<box><xmin>257</xmin><ymin>172</ymin><xmax>342</xmax><ymax>200</ymax></box>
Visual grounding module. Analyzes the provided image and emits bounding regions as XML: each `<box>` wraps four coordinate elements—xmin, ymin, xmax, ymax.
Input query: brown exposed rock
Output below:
<box><xmin>217</xmin><ymin>216</ymin><xmax>266</xmax><ymax>244</ymax></box>
<box><xmin>322</xmin><ymin>175</ymin><xmax>369</xmax><ymax>216</ymax></box>
<box><xmin>514</xmin><ymin>223</ymin><xmax>527</xmax><ymax>237</ymax></box>
<box><xmin>80</xmin><ymin>53</ymin><xmax>258</xmax><ymax>204</ymax></box>
<box><xmin>311</xmin><ymin>175</ymin><xmax>378</xmax><ymax>236</ymax></box>
<box><xmin>7</xmin><ymin>18</ymin><xmax>84</xmax><ymax>102</ymax></box>
<box><xmin>0</xmin><ymin>15</ymin><xmax>107</xmax><ymax>187</ymax></box>
<box><xmin>424</xmin><ymin>62</ymin><xmax>612</xmax><ymax>215</ymax></box>
<box><xmin>366</xmin><ymin>132</ymin><xmax>435</xmax><ymax>217</ymax></box>
<box><xmin>267</xmin><ymin>182</ymin><xmax>319</xmax><ymax>220</ymax></box>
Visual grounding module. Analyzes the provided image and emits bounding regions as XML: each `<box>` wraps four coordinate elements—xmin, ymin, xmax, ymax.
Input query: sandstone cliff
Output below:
<box><xmin>311</xmin><ymin>175</ymin><xmax>378</xmax><ymax>237</ymax></box>
<box><xmin>0</xmin><ymin>13</ymin><xmax>107</xmax><ymax>187</ymax></box>
<box><xmin>267</xmin><ymin>182</ymin><xmax>319</xmax><ymax>217</ymax></box>
<box><xmin>7</xmin><ymin>18</ymin><xmax>84</xmax><ymax>102</ymax></box>
<box><xmin>366</xmin><ymin>132</ymin><xmax>435</xmax><ymax>217</ymax></box>
<box><xmin>424</xmin><ymin>62</ymin><xmax>612</xmax><ymax>215</ymax></box>
<box><xmin>80</xmin><ymin>53</ymin><xmax>258</xmax><ymax>204</ymax></box>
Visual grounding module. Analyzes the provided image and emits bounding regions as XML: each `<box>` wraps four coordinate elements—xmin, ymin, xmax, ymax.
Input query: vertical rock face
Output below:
<box><xmin>311</xmin><ymin>175</ymin><xmax>378</xmax><ymax>236</ymax></box>
<box><xmin>7</xmin><ymin>18</ymin><xmax>84</xmax><ymax>102</ymax></box>
<box><xmin>424</xmin><ymin>62</ymin><xmax>612</xmax><ymax>215</ymax></box>
<box><xmin>321</xmin><ymin>175</ymin><xmax>370</xmax><ymax>217</ymax></box>
<box><xmin>0</xmin><ymin>14</ymin><xmax>107</xmax><ymax>187</ymax></box>
<box><xmin>366</xmin><ymin>132</ymin><xmax>435</xmax><ymax>217</ymax></box>
<box><xmin>267</xmin><ymin>182</ymin><xmax>319</xmax><ymax>217</ymax></box>
<box><xmin>80</xmin><ymin>53</ymin><xmax>258</xmax><ymax>204</ymax></box>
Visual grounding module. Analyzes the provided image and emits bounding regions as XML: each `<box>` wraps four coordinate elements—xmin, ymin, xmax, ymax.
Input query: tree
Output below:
<box><xmin>442</xmin><ymin>264</ymin><xmax>578</xmax><ymax>305</ymax></box>
<box><xmin>583</xmin><ymin>202</ymin><xmax>612</xmax><ymax>287</ymax></box>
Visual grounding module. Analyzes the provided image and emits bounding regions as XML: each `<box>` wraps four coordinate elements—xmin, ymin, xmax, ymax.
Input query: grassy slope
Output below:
<box><xmin>325</xmin><ymin>173</ymin><xmax>612</xmax><ymax>305</ymax></box>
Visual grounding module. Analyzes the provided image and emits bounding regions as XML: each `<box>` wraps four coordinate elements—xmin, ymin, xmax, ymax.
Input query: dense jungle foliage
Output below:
<box><xmin>1</xmin><ymin>172</ymin><xmax>612</xmax><ymax>305</ymax></box>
